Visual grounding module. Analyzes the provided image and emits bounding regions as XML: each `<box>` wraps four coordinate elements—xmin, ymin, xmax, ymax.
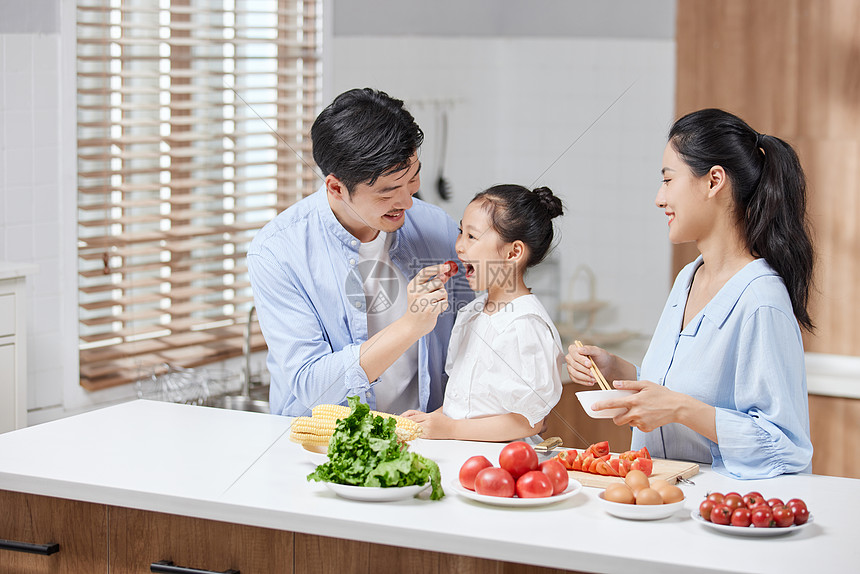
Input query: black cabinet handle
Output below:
<box><xmin>151</xmin><ymin>560</ymin><xmax>239</xmax><ymax>574</ymax></box>
<box><xmin>0</xmin><ymin>538</ymin><xmax>60</xmax><ymax>555</ymax></box>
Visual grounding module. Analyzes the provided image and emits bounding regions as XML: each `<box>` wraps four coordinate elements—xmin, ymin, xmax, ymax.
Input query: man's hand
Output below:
<box><xmin>403</xmin><ymin>264</ymin><xmax>451</xmax><ymax>337</ymax></box>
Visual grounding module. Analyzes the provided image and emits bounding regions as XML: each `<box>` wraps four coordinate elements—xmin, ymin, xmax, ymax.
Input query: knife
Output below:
<box><xmin>534</xmin><ymin>436</ymin><xmax>564</xmax><ymax>460</ymax></box>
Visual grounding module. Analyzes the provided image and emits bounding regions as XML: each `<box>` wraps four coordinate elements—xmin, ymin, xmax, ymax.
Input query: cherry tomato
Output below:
<box><xmin>458</xmin><ymin>455</ymin><xmax>493</xmax><ymax>491</ymax></box>
<box><xmin>515</xmin><ymin>470</ymin><xmax>553</xmax><ymax>498</ymax></box>
<box><xmin>731</xmin><ymin>507</ymin><xmax>752</xmax><ymax>527</ymax></box>
<box><xmin>474</xmin><ymin>467</ymin><xmax>515</xmax><ymax>498</ymax></box>
<box><xmin>706</xmin><ymin>492</ymin><xmax>725</xmax><ymax>505</ymax></box>
<box><xmin>751</xmin><ymin>505</ymin><xmax>774</xmax><ymax>528</ymax></box>
<box><xmin>743</xmin><ymin>492</ymin><xmax>764</xmax><ymax>509</ymax></box>
<box><xmin>723</xmin><ymin>493</ymin><xmax>744</xmax><ymax>511</ymax></box>
<box><xmin>499</xmin><ymin>442</ymin><xmax>539</xmax><ymax>480</ymax></box>
<box><xmin>786</xmin><ymin>498</ymin><xmax>809</xmax><ymax>525</ymax></box>
<box><xmin>538</xmin><ymin>459</ymin><xmax>569</xmax><ymax>495</ymax></box>
<box><xmin>710</xmin><ymin>503</ymin><xmax>733</xmax><ymax>525</ymax></box>
<box><xmin>772</xmin><ymin>504</ymin><xmax>795</xmax><ymax>528</ymax></box>
<box><xmin>766</xmin><ymin>497</ymin><xmax>784</xmax><ymax>508</ymax></box>
<box><xmin>439</xmin><ymin>261</ymin><xmax>459</xmax><ymax>280</ymax></box>
<box><xmin>699</xmin><ymin>499</ymin><xmax>716</xmax><ymax>522</ymax></box>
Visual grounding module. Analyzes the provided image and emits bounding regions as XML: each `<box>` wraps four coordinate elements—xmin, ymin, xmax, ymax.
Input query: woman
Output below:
<box><xmin>567</xmin><ymin>109</ymin><xmax>814</xmax><ymax>479</ymax></box>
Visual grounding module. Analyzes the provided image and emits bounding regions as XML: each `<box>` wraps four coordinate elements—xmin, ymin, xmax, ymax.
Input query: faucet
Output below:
<box><xmin>243</xmin><ymin>305</ymin><xmax>257</xmax><ymax>398</ymax></box>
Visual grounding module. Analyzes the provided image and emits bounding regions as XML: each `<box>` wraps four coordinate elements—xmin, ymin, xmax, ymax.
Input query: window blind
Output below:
<box><xmin>76</xmin><ymin>0</ymin><xmax>322</xmax><ymax>390</ymax></box>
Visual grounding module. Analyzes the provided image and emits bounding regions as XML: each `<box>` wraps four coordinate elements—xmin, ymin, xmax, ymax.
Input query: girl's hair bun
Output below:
<box><xmin>532</xmin><ymin>186</ymin><xmax>564</xmax><ymax>219</ymax></box>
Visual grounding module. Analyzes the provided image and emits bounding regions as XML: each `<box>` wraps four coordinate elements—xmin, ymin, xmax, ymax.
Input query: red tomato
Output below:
<box><xmin>743</xmin><ymin>492</ymin><xmax>764</xmax><ymax>509</ymax></box>
<box><xmin>585</xmin><ymin>441</ymin><xmax>610</xmax><ymax>458</ymax></box>
<box><xmin>766</xmin><ymin>497</ymin><xmax>784</xmax><ymax>508</ymax></box>
<box><xmin>440</xmin><ymin>260</ymin><xmax>459</xmax><ymax>280</ymax></box>
<box><xmin>723</xmin><ymin>493</ymin><xmax>744</xmax><ymax>511</ymax></box>
<box><xmin>786</xmin><ymin>498</ymin><xmax>809</xmax><ymax>525</ymax></box>
<box><xmin>474</xmin><ymin>467</ymin><xmax>515</xmax><ymax>498</ymax></box>
<box><xmin>539</xmin><ymin>459</ymin><xmax>569</xmax><ymax>495</ymax></box>
<box><xmin>458</xmin><ymin>455</ymin><xmax>493</xmax><ymax>491</ymax></box>
<box><xmin>499</xmin><ymin>442</ymin><xmax>539</xmax><ymax>479</ymax></box>
<box><xmin>515</xmin><ymin>470</ymin><xmax>553</xmax><ymax>498</ymax></box>
<box><xmin>706</xmin><ymin>492</ymin><xmax>725</xmax><ymax>505</ymax></box>
<box><xmin>699</xmin><ymin>499</ymin><xmax>716</xmax><ymax>522</ymax></box>
<box><xmin>630</xmin><ymin>457</ymin><xmax>653</xmax><ymax>476</ymax></box>
<box><xmin>636</xmin><ymin>446</ymin><xmax>651</xmax><ymax>460</ymax></box>
<box><xmin>556</xmin><ymin>450</ymin><xmax>578</xmax><ymax>471</ymax></box>
<box><xmin>731</xmin><ymin>507</ymin><xmax>752</xmax><ymax>527</ymax></box>
<box><xmin>710</xmin><ymin>504</ymin><xmax>733</xmax><ymax>525</ymax></box>
<box><xmin>751</xmin><ymin>505</ymin><xmax>774</xmax><ymax>528</ymax></box>
<box><xmin>772</xmin><ymin>505</ymin><xmax>795</xmax><ymax>528</ymax></box>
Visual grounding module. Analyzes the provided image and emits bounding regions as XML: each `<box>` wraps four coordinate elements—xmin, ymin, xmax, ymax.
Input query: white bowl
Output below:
<box><xmin>598</xmin><ymin>492</ymin><xmax>686</xmax><ymax>520</ymax></box>
<box><xmin>576</xmin><ymin>389</ymin><xmax>635</xmax><ymax>419</ymax></box>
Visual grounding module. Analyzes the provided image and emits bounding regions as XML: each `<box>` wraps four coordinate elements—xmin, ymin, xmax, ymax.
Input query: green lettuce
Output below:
<box><xmin>307</xmin><ymin>396</ymin><xmax>444</xmax><ymax>500</ymax></box>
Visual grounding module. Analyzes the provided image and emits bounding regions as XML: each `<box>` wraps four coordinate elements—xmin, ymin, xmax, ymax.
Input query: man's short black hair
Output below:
<box><xmin>311</xmin><ymin>88</ymin><xmax>424</xmax><ymax>194</ymax></box>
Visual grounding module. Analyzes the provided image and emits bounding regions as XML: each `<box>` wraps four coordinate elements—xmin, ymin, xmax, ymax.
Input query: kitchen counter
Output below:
<box><xmin>0</xmin><ymin>400</ymin><xmax>857</xmax><ymax>573</ymax></box>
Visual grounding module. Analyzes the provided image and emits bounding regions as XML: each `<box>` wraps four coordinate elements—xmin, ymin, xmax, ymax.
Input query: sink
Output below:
<box><xmin>207</xmin><ymin>395</ymin><xmax>270</xmax><ymax>414</ymax></box>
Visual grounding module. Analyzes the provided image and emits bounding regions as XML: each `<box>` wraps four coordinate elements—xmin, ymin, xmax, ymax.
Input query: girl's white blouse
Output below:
<box><xmin>442</xmin><ymin>293</ymin><xmax>564</xmax><ymax>426</ymax></box>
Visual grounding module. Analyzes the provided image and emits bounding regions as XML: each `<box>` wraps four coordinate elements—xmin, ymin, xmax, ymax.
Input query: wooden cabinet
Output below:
<box><xmin>1</xmin><ymin>490</ymin><xmax>582</xmax><ymax>573</ymax></box>
<box><xmin>0</xmin><ymin>490</ymin><xmax>108</xmax><ymax>573</ymax></box>
<box><xmin>109</xmin><ymin>507</ymin><xmax>293</xmax><ymax>573</ymax></box>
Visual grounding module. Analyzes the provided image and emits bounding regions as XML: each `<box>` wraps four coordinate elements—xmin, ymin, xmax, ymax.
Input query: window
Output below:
<box><xmin>76</xmin><ymin>0</ymin><xmax>322</xmax><ymax>390</ymax></box>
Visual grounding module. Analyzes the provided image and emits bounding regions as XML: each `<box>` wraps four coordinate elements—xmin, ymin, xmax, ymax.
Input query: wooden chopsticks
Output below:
<box><xmin>575</xmin><ymin>340</ymin><xmax>612</xmax><ymax>391</ymax></box>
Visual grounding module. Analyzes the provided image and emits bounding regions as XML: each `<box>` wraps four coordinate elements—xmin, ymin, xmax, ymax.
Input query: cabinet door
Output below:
<box><xmin>0</xmin><ymin>345</ymin><xmax>14</xmax><ymax>434</ymax></box>
<box><xmin>0</xmin><ymin>490</ymin><xmax>108</xmax><ymax>574</ymax></box>
<box><xmin>109</xmin><ymin>507</ymin><xmax>293</xmax><ymax>573</ymax></box>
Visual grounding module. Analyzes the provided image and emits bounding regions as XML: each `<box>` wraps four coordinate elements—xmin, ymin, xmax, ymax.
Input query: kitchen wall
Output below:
<box><xmin>0</xmin><ymin>0</ymin><xmax>676</xmax><ymax>424</ymax></box>
<box><xmin>329</xmin><ymin>0</ymin><xmax>676</xmax><ymax>349</ymax></box>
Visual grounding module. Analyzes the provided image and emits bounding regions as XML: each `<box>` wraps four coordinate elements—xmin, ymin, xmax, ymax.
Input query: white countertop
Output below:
<box><xmin>0</xmin><ymin>400</ymin><xmax>857</xmax><ymax>573</ymax></box>
<box><xmin>0</xmin><ymin>262</ymin><xmax>38</xmax><ymax>281</ymax></box>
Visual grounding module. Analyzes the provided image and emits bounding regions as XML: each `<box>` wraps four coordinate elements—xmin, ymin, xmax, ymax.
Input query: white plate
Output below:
<box><xmin>450</xmin><ymin>479</ymin><xmax>582</xmax><ymax>507</ymax></box>
<box><xmin>301</xmin><ymin>444</ymin><xmax>328</xmax><ymax>466</ymax></box>
<box><xmin>598</xmin><ymin>492</ymin><xmax>686</xmax><ymax>520</ymax></box>
<box><xmin>690</xmin><ymin>511</ymin><xmax>814</xmax><ymax>536</ymax></box>
<box><xmin>322</xmin><ymin>481</ymin><xmax>430</xmax><ymax>502</ymax></box>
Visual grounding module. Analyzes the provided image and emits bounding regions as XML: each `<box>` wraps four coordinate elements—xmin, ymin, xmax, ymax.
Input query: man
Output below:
<box><xmin>248</xmin><ymin>88</ymin><xmax>472</xmax><ymax>416</ymax></box>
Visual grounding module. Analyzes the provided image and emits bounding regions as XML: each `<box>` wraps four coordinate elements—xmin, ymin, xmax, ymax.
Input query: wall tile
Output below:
<box><xmin>33</xmin><ymin>108</ymin><xmax>59</xmax><ymax>147</ymax></box>
<box><xmin>2</xmin><ymin>224</ymin><xmax>34</xmax><ymax>262</ymax></box>
<box><xmin>33</xmin><ymin>221</ymin><xmax>59</xmax><ymax>260</ymax></box>
<box><xmin>3</xmin><ymin>184</ymin><xmax>34</xmax><ymax>225</ymax></box>
<box><xmin>2</xmin><ymin>34</ymin><xmax>32</xmax><ymax>74</ymax></box>
<box><xmin>4</xmin><ymin>109</ymin><xmax>33</xmax><ymax>151</ymax></box>
<box><xmin>4</xmin><ymin>147</ymin><xmax>32</xmax><ymax>186</ymax></box>
<box><xmin>30</xmin><ymin>257</ymin><xmax>59</xmax><ymax>297</ymax></box>
<box><xmin>32</xmin><ymin>72</ymin><xmax>59</xmax><ymax>111</ymax></box>
<box><xmin>33</xmin><ymin>146</ymin><xmax>59</xmax><ymax>186</ymax></box>
<box><xmin>3</xmin><ymin>71</ymin><xmax>33</xmax><ymax>112</ymax></box>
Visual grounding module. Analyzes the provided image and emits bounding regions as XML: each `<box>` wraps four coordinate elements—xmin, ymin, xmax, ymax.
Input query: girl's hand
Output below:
<box><xmin>591</xmin><ymin>379</ymin><xmax>680</xmax><ymax>433</ymax></box>
<box><xmin>565</xmin><ymin>343</ymin><xmax>613</xmax><ymax>386</ymax></box>
<box><xmin>400</xmin><ymin>408</ymin><xmax>453</xmax><ymax>440</ymax></box>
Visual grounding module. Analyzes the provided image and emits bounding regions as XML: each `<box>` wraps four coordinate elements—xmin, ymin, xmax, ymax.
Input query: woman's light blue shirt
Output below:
<box><xmin>632</xmin><ymin>256</ymin><xmax>813</xmax><ymax>479</ymax></box>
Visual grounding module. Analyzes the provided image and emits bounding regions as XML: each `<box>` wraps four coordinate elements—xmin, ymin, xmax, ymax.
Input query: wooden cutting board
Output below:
<box><xmin>564</xmin><ymin>457</ymin><xmax>699</xmax><ymax>488</ymax></box>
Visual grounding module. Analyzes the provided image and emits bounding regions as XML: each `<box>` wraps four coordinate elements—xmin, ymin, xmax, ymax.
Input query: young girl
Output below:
<box><xmin>402</xmin><ymin>184</ymin><xmax>565</xmax><ymax>441</ymax></box>
<box><xmin>567</xmin><ymin>108</ymin><xmax>814</xmax><ymax>479</ymax></box>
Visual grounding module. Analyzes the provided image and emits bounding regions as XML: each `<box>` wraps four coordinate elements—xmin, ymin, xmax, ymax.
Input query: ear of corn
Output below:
<box><xmin>289</xmin><ymin>403</ymin><xmax>423</xmax><ymax>446</ymax></box>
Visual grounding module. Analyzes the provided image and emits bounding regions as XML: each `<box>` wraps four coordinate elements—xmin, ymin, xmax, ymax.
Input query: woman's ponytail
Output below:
<box><xmin>670</xmin><ymin>109</ymin><xmax>815</xmax><ymax>331</ymax></box>
<box><xmin>746</xmin><ymin>134</ymin><xmax>814</xmax><ymax>331</ymax></box>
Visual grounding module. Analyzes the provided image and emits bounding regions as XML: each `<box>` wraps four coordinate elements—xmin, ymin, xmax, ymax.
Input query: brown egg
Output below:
<box><xmin>604</xmin><ymin>483</ymin><xmax>635</xmax><ymax>504</ymax></box>
<box><xmin>635</xmin><ymin>487</ymin><xmax>664</xmax><ymax>505</ymax></box>
<box><xmin>654</xmin><ymin>483</ymin><xmax>684</xmax><ymax>504</ymax></box>
<box><xmin>649</xmin><ymin>478</ymin><xmax>673</xmax><ymax>492</ymax></box>
<box><xmin>624</xmin><ymin>469</ymin><xmax>650</xmax><ymax>494</ymax></box>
